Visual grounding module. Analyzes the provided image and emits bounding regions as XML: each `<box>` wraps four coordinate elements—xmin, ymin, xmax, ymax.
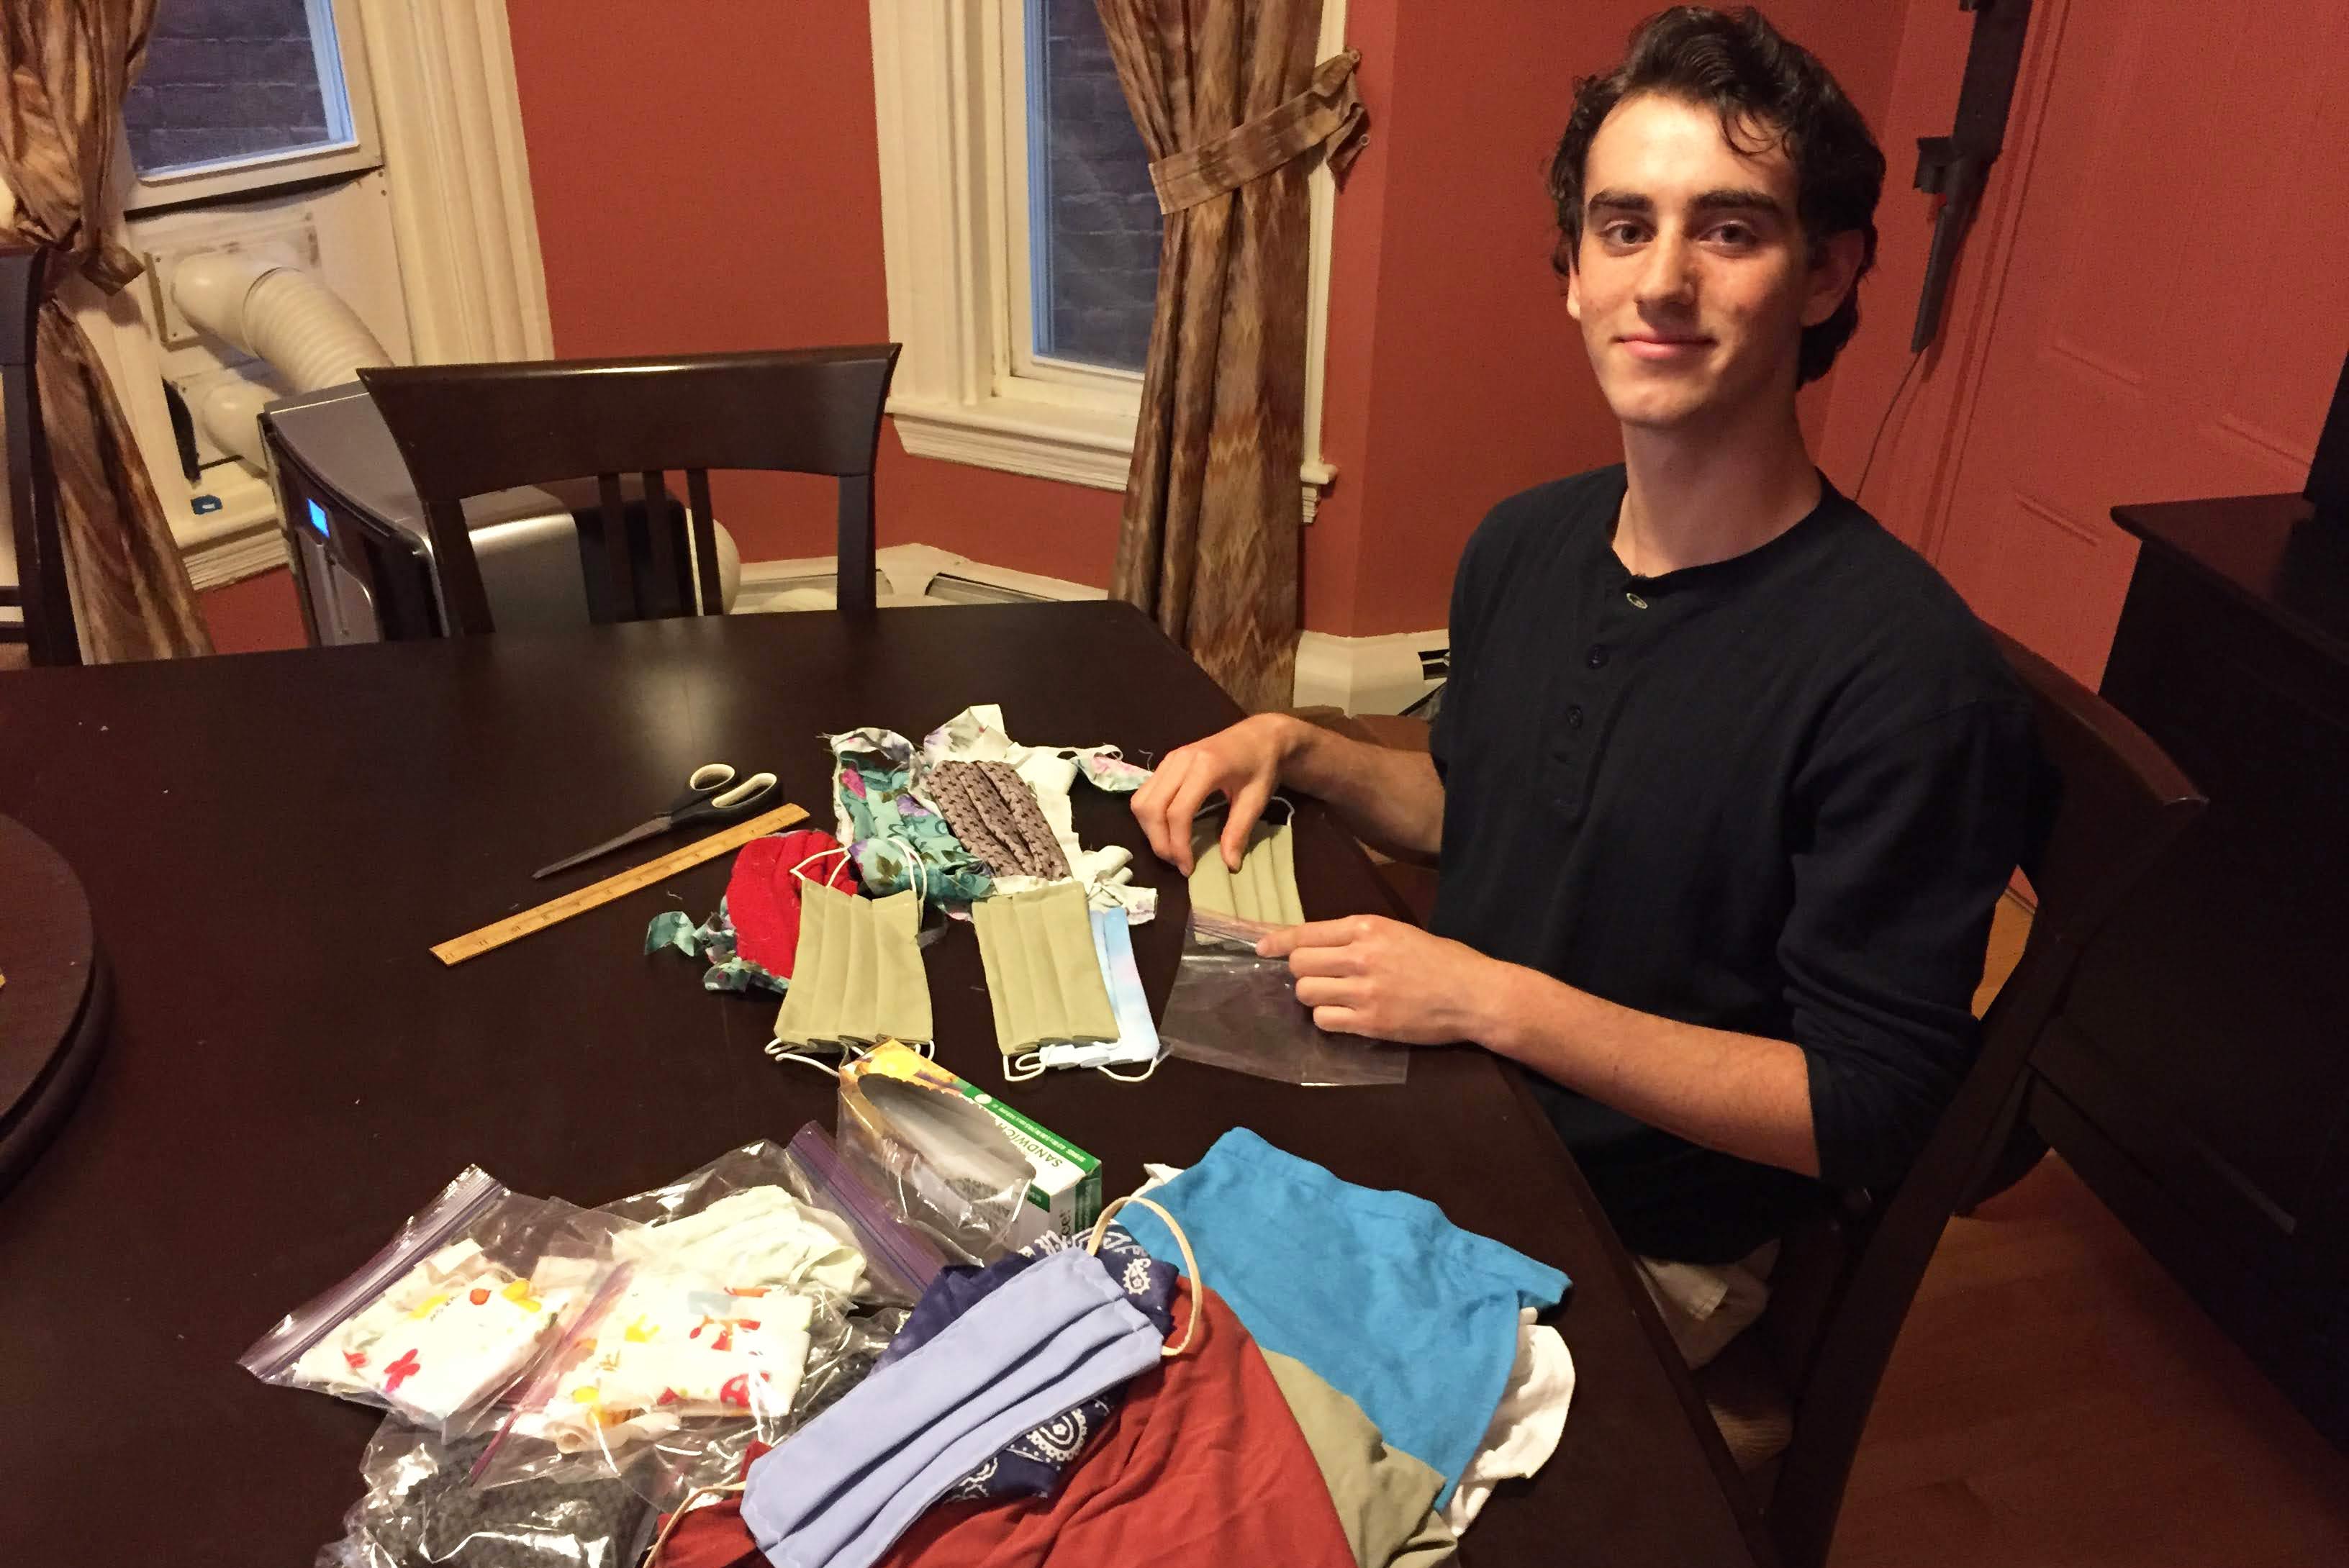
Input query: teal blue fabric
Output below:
<box><xmin>828</xmin><ymin>727</ymin><xmax>995</xmax><ymax>905</ymax></box>
<box><xmin>642</xmin><ymin>897</ymin><xmax>784</xmax><ymax>993</ymax></box>
<box><xmin>1119</xmin><ymin>1127</ymin><xmax>1568</xmax><ymax>1506</ymax></box>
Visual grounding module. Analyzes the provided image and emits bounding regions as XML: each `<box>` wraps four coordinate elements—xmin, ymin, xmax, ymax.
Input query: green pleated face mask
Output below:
<box><xmin>1187</xmin><ymin>816</ymin><xmax>1303</xmax><ymax>929</ymax></box>
<box><xmin>969</xmin><ymin>881</ymin><xmax>1117</xmax><ymax>1055</ymax></box>
<box><xmin>773</xmin><ymin>882</ymin><xmax>933</xmax><ymax>1048</ymax></box>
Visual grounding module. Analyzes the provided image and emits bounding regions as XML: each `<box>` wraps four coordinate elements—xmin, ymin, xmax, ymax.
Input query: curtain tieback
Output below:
<box><xmin>1149</xmin><ymin>49</ymin><xmax>1368</xmax><ymax>216</ymax></box>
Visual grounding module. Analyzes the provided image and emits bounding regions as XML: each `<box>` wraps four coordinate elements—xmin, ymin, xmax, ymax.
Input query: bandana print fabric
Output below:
<box><xmin>865</xmin><ymin>1225</ymin><xmax>1177</xmax><ymax>1501</ymax></box>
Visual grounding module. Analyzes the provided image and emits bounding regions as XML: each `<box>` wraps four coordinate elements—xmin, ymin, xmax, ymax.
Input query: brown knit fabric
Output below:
<box><xmin>1</xmin><ymin>0</ymin><xmax>212</xmax><ymax>662</ymax></box>
<box><xmin>926</xmin><ymin>760</ymin><xmax>1072</xmax><ymax>882</ymax></box>
<box><xmin>1097</xmin><ymin>0</ymin><xmax>1364</xmax><ymax>713</ymax></box>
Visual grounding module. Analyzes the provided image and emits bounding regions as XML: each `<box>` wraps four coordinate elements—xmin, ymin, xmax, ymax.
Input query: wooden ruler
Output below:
<box><xmin>432</xmin><ymin>801</ymin><xmax>809</xmax><ymax>966</ymax></box>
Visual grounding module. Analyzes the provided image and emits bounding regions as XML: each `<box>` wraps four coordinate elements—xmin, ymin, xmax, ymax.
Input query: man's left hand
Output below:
<box><xmin>1257</xmin><ymin>915</ymin><xmax>1504</xmax><ymax>1046</ymax></box>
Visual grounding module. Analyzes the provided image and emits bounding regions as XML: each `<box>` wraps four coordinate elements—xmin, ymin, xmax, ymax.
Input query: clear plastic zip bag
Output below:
<box><xmin>463</xmin><ymin>1142</ymin><xmax>910</xmax><ymax>1515</ymax></box>
<box><xmin>834</xmin><ymin>1052</ymin><xmax>1035</xmax><ymax>1264</ymax></box>
<box><xmin>1157</xmin><ymin>925</ymin><xmax>1412</xmax><ymax>1087</ymax></box>
<box><xmin>779</xmin><ymin>1120</ymin><xmax>947</xmax><ymax>1307</ymax></box>
<box><xmin>240</xmin><ymin>1167</ymin><xmax>619</xmax><ymax>1434</ymax></box>
<box><xmin>316</xmin><ymin>1420</ymin><xmax>656</xmax><ymax>1568</ymax></box>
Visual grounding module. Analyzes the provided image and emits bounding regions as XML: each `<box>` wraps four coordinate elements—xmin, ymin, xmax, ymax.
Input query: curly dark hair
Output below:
<box><xmin>1547</xmin><ymin>6</ymin><xmax>1886</xmax><ymax>386</ymax></box>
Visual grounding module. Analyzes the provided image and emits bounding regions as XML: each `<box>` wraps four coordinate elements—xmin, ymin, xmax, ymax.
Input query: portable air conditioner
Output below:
<box><xmin>261</xmin><ymin>381</ymin><xmax>737</xmax><ymax>644</ymax></box>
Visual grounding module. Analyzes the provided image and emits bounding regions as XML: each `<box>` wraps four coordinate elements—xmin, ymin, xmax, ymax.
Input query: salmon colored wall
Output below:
<box><xmin>199</xmin><ymin>566</ymin><xmax>306</xmax><ymax>653</ymax></box>
<box><xmin>1811</xmin><ymin>2</ymin><xmax>1985</xmax><ymax>551</ymax></box>
<box><xmin>1317</xmin><ymin>0</ymin><xmax>1908</xmax><ymax>635</ymax></box>
<box><xmin>503</xmin><ymin>0</ymin><xmax>1123</xmax><ymax>588</ymax></box>
<box><xmin>497</xmin><ymin>0</ymin><xmax>1907</xmax><ymax>639</ymax></box>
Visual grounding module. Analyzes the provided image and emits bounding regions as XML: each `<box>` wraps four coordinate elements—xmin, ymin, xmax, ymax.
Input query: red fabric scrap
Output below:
<box><xmin>648</xmin><ymin>1284</ymin><xmax>1353</xmax><ymax>1568</ymax></box>
<box><xmin>728</xmin><ymin>829</ymin><xmax>856</xmax><ymax>976</ymax></box>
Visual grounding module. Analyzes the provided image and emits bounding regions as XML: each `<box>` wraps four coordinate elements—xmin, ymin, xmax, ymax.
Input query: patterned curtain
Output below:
<box><xmin>1</xmin><ymin>0</ymin><xmax>212</xmax><ymax>661</ymax></box>
<box><xmin>1097</xmin><ymin>0</ymin><xmax>1363</xmax><ymax>712</ymax></box>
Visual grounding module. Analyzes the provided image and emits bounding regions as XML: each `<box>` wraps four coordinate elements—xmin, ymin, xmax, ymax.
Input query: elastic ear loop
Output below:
<box><xmin>878</xmin><ymin>833</ymin><xmax>930</xmax><ymax>909</ymax></box>
<box><xmin>764</xmin><ymin>1042</ymin><xmax>846</xmax><ymax>1081</ymax></box>
<box><xmin>770</xmin><ymin>843</ymin><xmax>857</xmax><ymax>1077</ymax></box>
<box><xmin>766</xmin><ymin>1037</ymin><xmax>928</xmax><ymax>1073</ymax></box>
<box><xmin>1003</xmin><ymin>1050</ymin><xmax>1046</xmax><ymax>1084</ymax></box>
<box><xmin>1095</xmin><ymin>1053</ymin><xmax>1161</xmax><ymax>1084</ymax></box>
<box><xmin>788</xmin><ymin>843</ymin><xmax>854</xmax><ymax>885</ymax></box>
<box><xmin>1086</xmin><ymin>1194</ymin><xmax>1201</xmax><ymax>1358</ymax></box>
<box><xmin>644</xmin><ymin>1478</ymin><xmax>748</xmax><ymax>1568</ymax></box>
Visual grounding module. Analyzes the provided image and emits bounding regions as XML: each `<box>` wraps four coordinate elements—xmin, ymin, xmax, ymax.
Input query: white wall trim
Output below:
<box><xmin>1293</xmin><ymin>627</ymin><xmax>1449</xmax><ymax>715</ymax></box>
<box><xmin>352</xmin><ymin>0</ymin><xmax>553</xmax><ymax>363</ymax></box>
<box><xmin>184</xmin><ymin>525</ymin><xmax>289</xmax><ymax>592</ymax></box>
<box><xmin>1300</xmin><ymin>0</ymin><xmax>1347</xmax><ymax>494</ymax></box>
<box><xmin>869</xmin><ymin>0</ymin><xmax>1340</xmax><ymax>518</ymax></box>
<box><xmin>735</xmin><ymin>541</ymin><xmax>1108</xmax><ymax>613</ymax></box>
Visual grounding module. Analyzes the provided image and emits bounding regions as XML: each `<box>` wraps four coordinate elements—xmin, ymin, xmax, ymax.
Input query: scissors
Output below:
<box><xmin>532</xmin><ymin>762</ymin><xmax>779</xmax><ymax>879</ymax></box>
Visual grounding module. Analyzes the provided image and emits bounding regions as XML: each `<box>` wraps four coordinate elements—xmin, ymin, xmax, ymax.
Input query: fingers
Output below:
<box><xmin>1129</xmin><ymin>749</ymin><xmax>1195</xmax><ymax>866</ymax></box>
<box><xmin>1221</xmin><ymin>776</ymin><xmax>1272</xmax><ymax>872</ymax></box>
<box><xmin>1256</xmin><ymin>915</ymin><xmax>1382</xmax><ymax>959</ymax></box>
<box><xmin>1280</xmin><ymin>942</ymin><xmax>1359</xmax><ymax>979</ymax></box>
<box><xmin>1293</xmin><ymin>974</ymin><xmax>1354</xmax><ymax>1009</ymax></box>
<box><xmin>1311</xmin><ymin>1004</ymin><xmax>1369</xmax><ymax>1035</ymax></box>
<box><xmin>1159</xmin><ymin>765</ymin><xmax>1226</xmax><ymax>876</ymax></box>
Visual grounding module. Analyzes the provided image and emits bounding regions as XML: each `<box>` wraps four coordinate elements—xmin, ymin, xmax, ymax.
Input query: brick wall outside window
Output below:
<box><xmin>1031</xmin><ymin>0</ymin><xmax>1160</xmax><ymax>373</ymax></box>
<box><xmin>125</xmin><ymin>0</ymin><xmax>335</xmax><ymax>174</ymax></box>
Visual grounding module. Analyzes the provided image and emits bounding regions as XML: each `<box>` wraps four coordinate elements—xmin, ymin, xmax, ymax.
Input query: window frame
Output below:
<box><xmin>1001</xmin><ymin>0</ymin><xmax>1152</xmax><ymax>399</ymax></box>
<box><xmin>122</xmin><ymin>0</ymin><xmax>385</xmax><ymax>214</ymax></box>
<box><xmin>869</xmin><ymin>0</ymin><xmax>1340</xmax><ymax>514</ymax></box>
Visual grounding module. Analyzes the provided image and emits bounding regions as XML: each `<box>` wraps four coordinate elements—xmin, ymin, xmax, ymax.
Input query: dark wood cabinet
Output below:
<box><xmin>2027</xmin><ymin>493</ymin><xmax>2349</xmax><ymax>1446</ymax></box>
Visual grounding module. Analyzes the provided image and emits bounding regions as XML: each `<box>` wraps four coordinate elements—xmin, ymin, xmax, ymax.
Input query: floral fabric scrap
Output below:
<box><xmin>644</xmin><ymin>828</ymin><xmax>857</xmax><ymax>994</ymax></box>
<box><xmin>828</xmin><ymin>725</ymin><xmax>995</xmax><ymax>905</ymax></box>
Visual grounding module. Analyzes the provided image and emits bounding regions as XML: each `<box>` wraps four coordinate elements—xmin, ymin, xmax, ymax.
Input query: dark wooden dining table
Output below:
<box><xmin>0</xmin><ymin>600</ymin><xmax>1765</xmax><ymax>1567</ymax></box>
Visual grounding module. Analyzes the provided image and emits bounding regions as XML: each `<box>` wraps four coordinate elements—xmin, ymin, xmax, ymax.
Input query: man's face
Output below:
<box><xmin>1566</xmin><ymin>92</ymin><xmax>1853</xmax><ymax>432</ymax></box>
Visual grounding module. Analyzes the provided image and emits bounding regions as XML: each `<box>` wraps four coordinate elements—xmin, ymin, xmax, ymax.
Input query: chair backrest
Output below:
<box><xmin>0</xmin><ymin>245</ymin><xmax>79</xmax><ymax>666</ymax></box>
<box><xmin>358</xmin><ymin>345</ymin><xmax>900</xmax><ymax>635</ymax></box>
<box><xmin>1759</xmin><ymin>626</ymin><xmax>2205</xmax><ymax>1568</ymax></box>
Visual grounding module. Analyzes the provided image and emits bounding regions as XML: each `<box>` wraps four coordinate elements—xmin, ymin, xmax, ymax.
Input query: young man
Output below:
<box><xmin>1130</xmin><ymin>7</ymin><xmax>2035</xmax><ymax>1364</ymax></box>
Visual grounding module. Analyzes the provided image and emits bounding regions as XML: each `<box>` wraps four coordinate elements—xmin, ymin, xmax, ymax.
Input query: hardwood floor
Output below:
<box><xmin>1829</xmin><ymin>899</ymin><xmax>2349</xmax><ymax>1568</ymax></box>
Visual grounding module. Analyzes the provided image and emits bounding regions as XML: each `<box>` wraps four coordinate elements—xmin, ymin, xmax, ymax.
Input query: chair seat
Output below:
<box><xmin>1698</xmin><ymin>1331</ymin><xmax>1797</xmax><ymax>1475</ymax></box>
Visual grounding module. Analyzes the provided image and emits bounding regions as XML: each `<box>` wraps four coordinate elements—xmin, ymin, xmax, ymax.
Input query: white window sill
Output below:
<box><xmin>889</xmin><ymin>392</ymin><xmax>1336</xmax><ymax>522</ymax></box>
<box><xmin>889</xmin><ymin>391</ymin><xmax>1136</xmax><ymax>492</ymax></box>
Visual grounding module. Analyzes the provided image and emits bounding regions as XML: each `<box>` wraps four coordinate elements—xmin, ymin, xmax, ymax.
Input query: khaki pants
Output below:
<box><xmin>1634</xmin><ymin>1240</ymin><xmax>1780</xmax><ymax>1369</ymax></box>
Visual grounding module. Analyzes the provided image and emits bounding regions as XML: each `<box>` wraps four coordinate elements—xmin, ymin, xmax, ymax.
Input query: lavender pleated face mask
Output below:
<box><xmin>738</xmin><ymin>1246</ymin><xmax>1164</xmax><ymax>1568</ymax></box>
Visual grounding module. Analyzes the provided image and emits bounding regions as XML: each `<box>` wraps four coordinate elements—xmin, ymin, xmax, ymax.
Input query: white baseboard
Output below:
<box><xmin>1293</xmin><ymin>627</ymin><xmax>1449</xmax><ymax>715</ymax></box>
<box><xmin>734</xmin><ymin>542</ymin><xmax>1107</xmax><ymax>612</ymax></box>
<box><xmin>180</xmin><ymin>461</ymin><xmax>289</xmax><ymax>592</ymax></box>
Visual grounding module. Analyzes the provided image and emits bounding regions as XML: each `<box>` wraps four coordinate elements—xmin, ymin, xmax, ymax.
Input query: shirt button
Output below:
<box><xmin>1565</xmin><ymin>704</ymin><xmax>1585</xmax><ymax>729</ymax></box>
<box><xmin>1586</xmin><ymin>645</ymin><xmax>1609</xmax><ymax>669</ymax></box>
<box><xmin>1626</xmin><ymin>590</ymin><xmax>1649</xmax><ymax>609</ymax></box>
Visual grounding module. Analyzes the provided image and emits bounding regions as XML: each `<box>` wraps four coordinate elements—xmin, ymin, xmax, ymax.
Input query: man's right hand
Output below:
<box><xmin>1131</xmin><ymin>714</ymin><xmax>1300</xmax><ymax>875</ymax></box>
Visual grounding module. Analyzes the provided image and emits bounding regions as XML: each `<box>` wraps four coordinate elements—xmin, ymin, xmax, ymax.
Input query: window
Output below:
<box><xmin>871</xmin><ymin>0</ymin><xmax>1339</xmax><ymax>509</ymax></box>
<box><xmin>107</xmin><ymin>0</ymin><xmax>551</xmax><ymax>594</ymax></box>
<box><xmin>1016</xmin><ymin>0</ymin><xmax>1160</xmax><ymax>376</ymax></box>
<box><xmin>122</xmin><ymin>0</ymin><xmax>381</xmax><ymax>212</ymax></box>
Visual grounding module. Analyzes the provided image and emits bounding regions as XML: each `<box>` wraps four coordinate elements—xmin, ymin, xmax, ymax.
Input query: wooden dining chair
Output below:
<box><xmin>358</xmin><ymin>344</ymin><xmax>900</xmax><ymax>635</ymax></box>
<box><xmin>1</xmin><ymin>244</ymin><xmax>80</xmax><ymax>667</ymax></box>
<box><xmin>1711</xmin><ymin>626</ymin><xmax>2205</xmax><ymax>1568</ymax></box>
